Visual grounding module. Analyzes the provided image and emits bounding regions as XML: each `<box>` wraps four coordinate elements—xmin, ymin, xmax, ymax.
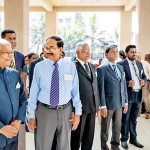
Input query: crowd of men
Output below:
<box><xmin>0</xmin><ymin>29</ymin><xmax>150</xmax><ymax>150</ymax></box>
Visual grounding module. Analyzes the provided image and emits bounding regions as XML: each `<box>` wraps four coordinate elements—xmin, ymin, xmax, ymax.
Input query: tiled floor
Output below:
<box><xmin>26</xmin><ymin>114</ymin><xmax>150</xmax><ymax>150</ymax></box>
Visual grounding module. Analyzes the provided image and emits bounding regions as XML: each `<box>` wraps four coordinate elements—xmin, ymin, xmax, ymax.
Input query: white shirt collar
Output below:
<box><xmin>76</xmin><ymin>58</ymin><xmax>88</xmax><ymax>66</ymax></box>
<box><xmin>43</xmin><ymin>56</ymin><xmax>47</xmax><ymax>60</ymax></box>
<box><xmin>127</xmin><ymin>58</ymin><xmax>135</xmax><ymax>64</ymax></box>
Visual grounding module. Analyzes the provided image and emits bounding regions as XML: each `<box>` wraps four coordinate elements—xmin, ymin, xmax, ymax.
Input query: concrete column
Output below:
<box><xmin>4</xmin><ymin>0</ymin><xmax>29</xmax><ymax>54</ymax></box>
<box><xmin>45</xmin><ymin>10</ymin><xmax>57</xmax><ymax>39</ymax></box>
<box><xmin>137</xmin><ymin>0</ymin><xmax>150</xmax><ymax>58</ymax></box>
<box><xmin>119</xmin><ymin>11</ymin><xmax>132</xmax><ymax>50</ymax></box>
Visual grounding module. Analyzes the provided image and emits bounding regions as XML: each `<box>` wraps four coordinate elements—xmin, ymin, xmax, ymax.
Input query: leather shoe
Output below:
<box><xmin>145</xmin><ymin>114</ymin><xmax>150</xmax><ymax>119</ymax></box>
<box><xmin>110</xmin><ymin>147</ymin><xmax>121</xmax><ymax>150</ymax></box>
<box><xmin>129</xmin><ymin>140</ymin><xmax>144</xmax><ymax>148</ymax></box>
<box><xmin>121</xmin><ymin>142</ymin><xmax>128</xmax><ymax>149</ymax></box>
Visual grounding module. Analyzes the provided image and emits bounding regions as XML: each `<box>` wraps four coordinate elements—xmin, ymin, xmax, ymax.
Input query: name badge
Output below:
<box><xmin>64</xmin><ymin>74</ymin><xmax>73</xmax><ymax>80</ymax></box>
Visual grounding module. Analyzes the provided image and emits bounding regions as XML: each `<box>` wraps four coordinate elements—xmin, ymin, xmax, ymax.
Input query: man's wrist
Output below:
<box><xmin>17</xmin><ymin>120</ymin><xmax>22</xmax><ymax>123</ymax></box>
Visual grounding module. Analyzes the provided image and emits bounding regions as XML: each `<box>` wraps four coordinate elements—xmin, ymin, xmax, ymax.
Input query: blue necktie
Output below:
<box><xmin>112</xmin><ymin>65</ymin><xmax>120</xmax><ymax>81</ymax></box>
<box><xmin>50</xmin><ymin>62</ymin><xmax>59</xmax><ymax>107</ymax></box>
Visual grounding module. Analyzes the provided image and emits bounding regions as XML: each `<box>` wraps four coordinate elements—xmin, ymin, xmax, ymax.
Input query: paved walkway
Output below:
<box><xmin>26</xmin><ymin>114</ymin><xmax>150</xmax><ymax>150</ymax></box>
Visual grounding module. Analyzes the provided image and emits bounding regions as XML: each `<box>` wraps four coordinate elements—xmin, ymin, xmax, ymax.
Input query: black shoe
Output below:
<box><xmin>129</xmin><ymin>140</ymin><xmax>144</xmax><ymax>148</ymax></box>
<box><xmin>121</xmin><ymin>142</ymin><xmax>128</xmax><ymax>149</ymax></box>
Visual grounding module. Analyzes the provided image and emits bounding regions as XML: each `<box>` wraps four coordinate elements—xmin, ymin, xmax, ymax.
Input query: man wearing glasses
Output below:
<box><xmin>0</xmin><ymin>39</ymin><xmax>26</xmax><ymax>150</ymax></box>
<box><xmin>28</xmin><ymin>36</ymin><xmax>82</xmax><ymax>150</ymax></box>
<box><xmin>97</xmin><ymin>45</ymin><xmax>128</xmax><ymax>150</ymax></box>
<box><xmin>71</xmin><ymin>42</ymin><xmax>100</xmax><ymax>150</ymax></box>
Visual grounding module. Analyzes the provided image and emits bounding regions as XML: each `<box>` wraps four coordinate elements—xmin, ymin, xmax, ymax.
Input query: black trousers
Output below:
<box><xmin>121</xmin><ymin>92</ymin><xmax>141</xmax><ymax>142</ymax></box>
<box><xmin>71</xmin><ymin>113</ymin><xmax>96</xmax><ymax>150</ymax></box>
<box><xmin>0</xmin><ymin>140</ymin><xmax>18</xmax><ymax>150</ymax></box>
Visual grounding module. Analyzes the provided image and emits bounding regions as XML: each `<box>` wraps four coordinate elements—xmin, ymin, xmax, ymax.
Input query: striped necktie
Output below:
<box><xmin>10</xmin><ymin>57</ymin><xmax>16</xmax><ymax>70</ymax></box>
<box><xmin>112</xmin><ymin>65</ymin><xmax>120</xmax><ymax>81</ymax></box>
<box><xmin>132</xmin><ymin>62</ymin><xmax>140</xmax><ymax>80</ymax></box>
<box><xmin>50</xmin><ymin>62</ymin><xmax>59</xmax><ymax>107</ymax></box>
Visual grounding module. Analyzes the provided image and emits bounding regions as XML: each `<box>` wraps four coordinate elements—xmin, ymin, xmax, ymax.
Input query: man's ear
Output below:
<box><xmin>60</xmin><ymin>47</ymin><xmax>63</xmax><ymax>54</ymax></box>
<box><xmin>105</xmin><ymin>53</ymin><xmax>108</xmax><ymax>58</ymax></box>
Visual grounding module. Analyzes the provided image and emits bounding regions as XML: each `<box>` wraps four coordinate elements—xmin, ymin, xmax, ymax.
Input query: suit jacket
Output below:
<box><xmin>0</xmin><ymin>68</ymin><xmax>27</xmax><ymax>148</ymax></box>
<box><xmin>14</xmin><ymin>50</ymin><xmax>24</xmax><ymax>72</ymax></box>
<box><xmin>97</xmin><ymin>63</ymin><xmax>128</xmax><ymax>110</ymax></box>
<box><xmin>29</xmin><ymin>57</ymin><xmax>44</xmax><ymax>91</ymax></box>
<box><xmin>118</xmin><ymin>59</ymin><xmax>147</xmax><ymax>102</ymax></box>
<box><xmin>74</xmin><ymin>60</ymin><xmax>100</xmax><ymax>113</ymax></box>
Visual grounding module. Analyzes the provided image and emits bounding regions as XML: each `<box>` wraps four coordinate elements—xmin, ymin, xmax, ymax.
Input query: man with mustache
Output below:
<box><xmin>28</xmin><ymin>36</ymin><xmax>82</xmax><ymax>150</ymax></box>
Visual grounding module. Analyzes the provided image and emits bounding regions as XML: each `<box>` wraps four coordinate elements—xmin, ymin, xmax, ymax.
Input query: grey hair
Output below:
<box><xmin>0</xmin><ymin>39</ymin><xmax>11</xmax><ymax>51</ymax></box>
<box><xmin>75</xmin><ymin>42</ymin><xmax>89</xmax><ymax>52</ymax></box>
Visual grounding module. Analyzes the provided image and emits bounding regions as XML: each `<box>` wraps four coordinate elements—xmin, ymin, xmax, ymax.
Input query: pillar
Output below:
<box><xmin>45</xmin><ymin>10</ymin><xmax>57</xmax><ymax>39</ymax></box>
<box><xmin>4</xmin><ymin>0</ymin><xmax>29</xmax><ymax>54</ymax></box>
<box><xmin>119</xmin><ymin>10</ymin><xmax>132</xmax><ymax>50</ymax></box>
<box><xmin>137</xmin><ymin>0</ymin><xmax>150</xmax><ymax>58</ymax></box>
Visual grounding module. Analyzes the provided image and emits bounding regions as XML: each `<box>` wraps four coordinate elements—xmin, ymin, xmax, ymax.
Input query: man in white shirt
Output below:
<box><xmin>118</xmin><ymin>45</ymin><xmax>147</xmax><ymax>149</ymax></box>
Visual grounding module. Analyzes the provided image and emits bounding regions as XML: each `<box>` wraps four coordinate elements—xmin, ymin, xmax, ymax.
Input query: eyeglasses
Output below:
<box><xmin>109</xmin><ymin>51</ymin><xmax>118</xmax><ymax>54</ymax></box>
<box><xmin>45</xmin><ymin>46</ymin><xmax>58</xmax><ymax>51</ymax></box>
<box><xmin>0</xmin><ymin>51</ymin><xmax>13</xmax><ymax>55</ymax></box>
<box><xmin>81</xmin><ymin>49</ymin><xmax>90</xmax><ymax>53</ymax></box>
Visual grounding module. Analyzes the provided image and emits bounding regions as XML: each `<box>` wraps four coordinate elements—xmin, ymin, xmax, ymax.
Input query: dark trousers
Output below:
<box><xmin>101</xmin><ymin>108</ymin><xmax>122</xmax><ymax>150</ymax></box>
<box><xmin>121</xmin><ymin>92</ymin><xmax>141</xmax><ymax>142</ymax></box>
<box><xmin>71</xmin><ymin>113</ymin><xmax>96</xmax><ymax>150</ymax></box>
<box><xmin>0</xmin><ymin>140</ymin><xmax>18</xmax><ymax>150</ymax></box>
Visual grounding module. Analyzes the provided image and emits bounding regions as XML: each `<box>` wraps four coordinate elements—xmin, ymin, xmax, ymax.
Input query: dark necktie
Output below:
<box><xmin>112</xmin><ymin>65</ymin><xmax>120</xmax><ymax>81</ymax></box>
<box><xmin>132</xmin><ymin>62</ymin><xmax>140</xmax><ymax>80</ymax></box>
<box><xmin>84</xmin><ymin>63</ymin><xmax>91</xmax><ymax>78</ymax></box>
<box><xmin>50</xmin><ymin>62</ymin><xmax>59</xmax><ymax>107</ymax></box>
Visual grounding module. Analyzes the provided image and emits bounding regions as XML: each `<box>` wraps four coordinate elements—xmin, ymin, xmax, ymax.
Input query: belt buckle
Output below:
<box><xmin>56</xmin><ymin>105</ymin><xmax>63</xmax><ymax>110</ymax></box>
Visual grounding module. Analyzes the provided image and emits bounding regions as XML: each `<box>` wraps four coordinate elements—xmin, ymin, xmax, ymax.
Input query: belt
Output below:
<box><xmin>132</xmin><ymin>89</ymin><xmax>140</xmax><ymax>92</ymax></box>
<box><xmin>39</xmin><ymin>100</ymin><xmax>71</xmax><ymax>110</ymax></box>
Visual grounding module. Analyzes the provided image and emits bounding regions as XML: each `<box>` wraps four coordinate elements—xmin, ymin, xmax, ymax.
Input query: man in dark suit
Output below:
<box><xmin>1</xmin><ymin>29</ymin><xmax>24</xmax><ymax>72</ymax></box>
<box><xmin>0</xmin><ymin>39</ymin><xmax>26</xmax><ymax>150</ymax></box>
<box><xmin>1</xmin><ymin>29</ymin><xmax>25</xmax><ymax>150</ymax></box>
<box><xmin>118</xmin><ymin>45</ymin><xmax>147</xmax><ymax>149</ymax></box>
<box><xmin>97</xmin><ymin>45</ymin><xmax>128</xmax><ymax>150</ymax></box>
<box><xmin>71</xmin><ymin>42</ymin><xmax>100</xmax><ymax>150</ymax></box>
